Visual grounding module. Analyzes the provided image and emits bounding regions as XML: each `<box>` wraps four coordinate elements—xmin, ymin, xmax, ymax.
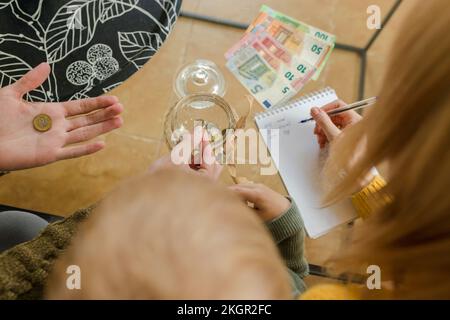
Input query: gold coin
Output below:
<box><xmin>33</xmin><ymin>114</ymin><xmax>52</xmax><ymax>132</ymax></box>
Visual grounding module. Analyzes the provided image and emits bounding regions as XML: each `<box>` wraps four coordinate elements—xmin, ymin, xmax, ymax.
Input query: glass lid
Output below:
<box><xmin>173</xmin><ymin>59</ymin><xmax>226</xmax><ymax>109</ymax></box>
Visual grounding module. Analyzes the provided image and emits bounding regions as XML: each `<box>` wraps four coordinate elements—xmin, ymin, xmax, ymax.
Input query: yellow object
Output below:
<box><xmin>33</xmin><ymin>114</ymin><xmax>52</xmax><ymax>132</ymax></box>
<box><xmin>300</xmin><ymin>176</ymin><xmax>390</xmax><ymax>300</ymax></box>
<box><xmin>299</xmin><ymin>284</ymin><xmax>361</xmax><ymax>300</ymax></box>
<box><xmin>351</xmin><ymin>175</ymin><xmax>390</xmax><ymax>219</ymax></box>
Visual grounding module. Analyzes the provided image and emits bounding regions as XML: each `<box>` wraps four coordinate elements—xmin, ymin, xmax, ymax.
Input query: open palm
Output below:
<box><xmin>0</xmin><ymin>63</ymin><xmax>123</xmax><ymax>171</ymax></box>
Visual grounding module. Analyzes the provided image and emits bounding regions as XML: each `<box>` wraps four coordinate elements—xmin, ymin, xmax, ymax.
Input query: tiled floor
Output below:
<box><xmin>0</xmin><ymin>0</ymin><xmax>417</xmax><ymax>272</ymax></box>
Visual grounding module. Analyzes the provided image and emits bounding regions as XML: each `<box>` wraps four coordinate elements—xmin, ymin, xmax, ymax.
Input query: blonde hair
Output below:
<box><xmin>46</xmin><ymin>169</ymin><xmax>291</xmax><ymax>299</ymax></box>
<box><xmin>325</xmin><ymin>0</ymin><xmax>450</xmax><ymax>299</ymax></box>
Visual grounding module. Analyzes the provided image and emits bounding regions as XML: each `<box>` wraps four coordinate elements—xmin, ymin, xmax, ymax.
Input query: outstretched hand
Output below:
<box><xmin>0</xmin><ymin>63</ymin><xmax>123</xmax><ymax>171</ymax></box>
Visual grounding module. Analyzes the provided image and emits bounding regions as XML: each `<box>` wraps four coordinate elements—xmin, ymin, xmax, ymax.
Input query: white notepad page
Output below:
<box><xmin>255</xmin><ymin>87</ymin><xmax>357</xmax><ymax>238</ymax></box>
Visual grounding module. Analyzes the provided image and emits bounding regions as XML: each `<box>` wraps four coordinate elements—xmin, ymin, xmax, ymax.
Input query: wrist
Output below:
<box><xmin>261</xmin><ymin>197</ymin><xmax>291</xmax><ymax>222</ymax></box>
<box><xmin>266</xmin><ymin>198</ymin><xmax>304</xmax><ymax>243</ymax></box>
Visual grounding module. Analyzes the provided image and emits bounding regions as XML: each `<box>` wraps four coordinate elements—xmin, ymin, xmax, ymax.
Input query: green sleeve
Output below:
<box><xmin>266</xmin><ymin>198</ymin><xmax>309</xmax><ymax>296</ymax></box>
<box><xmin>0</xmin><ymin>207</ymin><xmax>92</xmax><ymax>300</ymax></box>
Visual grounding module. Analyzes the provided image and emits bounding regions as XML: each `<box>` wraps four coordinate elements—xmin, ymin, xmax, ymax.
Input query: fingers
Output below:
<box><xmin>171</xmin><ymin>136</ymin><xmax>192</xmax><ymax>165</ymax></box>
<box><xmin>310</xmin><ymin>107</ymin><xmax>341</xmax><ymax>142</ymax></box>
<box><xmin>63</xmin><ymin>95</ymin><xmax>119</xmax><ymax>117</ymax></box>
<box><xmin>321</xmin><ymin>99</ymin><xmax>363</xmax><ymax>126</ymax></box>
<box><xmin>183</xmin><ymin>126</ymin><xmax>204</xmax><ymax>166</ymax></box>
<box><xmin>12</xmin><ymin>62</ymin><xmax>50</xmax><ymax>97</ymax></box>
<box><xmin>230</xmin><ymin>182</ymin><xmax>258</xmax><ymax>189</ymax></box>
<box><xmin>312</xmin><ymin>99</ymin><xmax>359</xmax><ymax>148</ymax></box>
<box><xmin>65</xmin><ymin>116</ymin><xmax>123</xmax><ymax>145</ymax></box>
<box><xmin>200</xmin><ymin>136</ymin><xmax>217</xmax><ymax>166</ymax></box>
<box><xmin>172</xmin><ymin>126</ymin><xmax>223</xmax><ymax>179</ymax></box>
<box><xmin>314</xmin><ymin>131</ymin><xmax>330</xmax><ymax>148</ymax></box>
<box><xmin>66</xmin><ymin>103</ymin><xmax>123</xmax><ymax>131</ymax></box>
<box><xmin>56</xmin><ymin>141</ymin><xmax>105</xmax><ymax>161</ymax></box>
<box><xmin>229</xmin><ymin>184</ymin><xmax>262</xmax><ymax>205</ymax></box>
<box><xmin>195</xmin><ymin>134</ymin><xmax>223</xmax><ymax>180</ymax></box>
<box><xmin>321</xmin><ymin>99</ymin><xmax>347</xmax><ymax>112</ymax></box>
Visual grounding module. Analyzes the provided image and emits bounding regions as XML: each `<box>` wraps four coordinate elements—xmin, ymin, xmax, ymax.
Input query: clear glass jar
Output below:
<box><xmin>164</xmin><ymin>94</ymin><xmax>238</xmax><ymax>160</ymax></box>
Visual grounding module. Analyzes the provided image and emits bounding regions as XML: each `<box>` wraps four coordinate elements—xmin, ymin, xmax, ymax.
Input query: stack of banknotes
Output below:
<box><xmin>225</xmin><ymin>5</ymin><xmax>336</xmax><ymax>109</ymax></box>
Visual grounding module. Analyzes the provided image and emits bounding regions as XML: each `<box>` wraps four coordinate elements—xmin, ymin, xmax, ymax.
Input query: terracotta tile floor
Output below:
<box><xmin>0</xmin><ymin>0</ymin><xmax>417</xmax><ymax>271</ymax></box>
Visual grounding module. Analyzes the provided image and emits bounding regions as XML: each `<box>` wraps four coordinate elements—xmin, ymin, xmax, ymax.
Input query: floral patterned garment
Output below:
<box><xmin>0</xmin><ymin>0</ymin><xmax>181</xmax><ymax>101</ymax></box>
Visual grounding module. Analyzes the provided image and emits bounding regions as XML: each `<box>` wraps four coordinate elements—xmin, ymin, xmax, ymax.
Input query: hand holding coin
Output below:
<box><xmin>0</xmin><ymin>63</ymin><xmax>123</xmax><ymax>171</ymax></box>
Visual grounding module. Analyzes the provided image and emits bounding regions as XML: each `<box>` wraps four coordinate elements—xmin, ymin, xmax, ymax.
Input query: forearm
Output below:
<box><xmin>0</xmin><ymin>207</ymin><xmax>92</xmax><ymax>299</ymax></box>
<box><xmin>266</xmin><ymin>199</ymin><xmax>309</xmax><ymax>295</ymax></box>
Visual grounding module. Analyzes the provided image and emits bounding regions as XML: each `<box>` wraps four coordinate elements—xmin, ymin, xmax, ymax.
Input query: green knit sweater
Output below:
<box><xmin>0</xmin><ymin>208</ymin><xmax>91</xmax><ymax>299</ymax></box>
<box><xmin>0</xmin><ymin>201</ymin><xmax>307</xmax><ymax>300</ymax></box>
<box><xmin>266</xmin><ymin>199</ymin><xmax>309</xmax><ymax>296</ymax></box>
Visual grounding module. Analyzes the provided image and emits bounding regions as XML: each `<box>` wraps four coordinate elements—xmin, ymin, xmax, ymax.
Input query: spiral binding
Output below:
<box><xmin>254</xmin><ymin>87</ymin><xmax>335</xmax><ymax>121</ymax></box>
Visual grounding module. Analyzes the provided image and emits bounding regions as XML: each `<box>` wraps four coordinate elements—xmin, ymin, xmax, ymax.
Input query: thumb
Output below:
<box><xmin>13</xmin><ymin>62</ymin><xmax>50</xmax><ymax>97</ymax></box>
<box><xmin>310</xmin><ymin>107</ymin><xmax>341</xmax><ymax>141</ymax></box>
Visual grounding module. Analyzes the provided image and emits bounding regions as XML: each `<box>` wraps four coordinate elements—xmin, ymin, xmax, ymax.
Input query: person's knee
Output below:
<box><xmin>0</xmin><ymin>211</ymin><xmax>48</xmax><ymax>252</ymax></box>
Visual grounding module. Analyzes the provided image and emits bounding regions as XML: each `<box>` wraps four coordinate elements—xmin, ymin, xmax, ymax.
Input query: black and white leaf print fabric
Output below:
<box><xmin>0</xmin><ymin>51</ymin><xmax>47</xmax><ymax>101</ymax></box>
<box><xmin>0</xmin><ymin>1</ymin><xmax>13</xmax><ymax>10</ymax></box>
<box><xmin>118</xmin><ymin>31</ymin><xmax>162</xmax><ymax>68</ymax></box>
<box><xmin>101</xmin><ymin>0</ymin><xmax>139</xmax><ymax>23</ymax></box>
<box><xmin>0</xmin><ymin>0</ymin><xmax>181</xmax><ymax>102</ymax></box>
<box><xmin>45</xmin><ymin>0</ymin><xmax>105</xmax><ymax>63</ymax></box>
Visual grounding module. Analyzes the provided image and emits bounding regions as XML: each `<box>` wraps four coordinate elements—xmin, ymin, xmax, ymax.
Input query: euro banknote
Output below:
<box><xmin>246</xmin><ymin>5</ymin><xmax>335</xmax><ymax>80</ymax></box>
<box><xmin>226</xmin><ymin>31</ymin><xmax>317</xmax><ymax>92</ymax></box>
<box><xmin>225</xmin><ymin>5</ymin><xmax>335</xmax><ymax>109</ymax></box>
<box><xmin>226</xmin><ymin>45</ymin><xmax>297</xmax><ymax>109</ymax></box>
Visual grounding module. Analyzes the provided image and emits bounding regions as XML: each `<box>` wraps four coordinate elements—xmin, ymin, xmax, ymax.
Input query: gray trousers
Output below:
<box><xmin>0</xmin><ymin>211</ymin><xmax>48</xmax><ymax>252</ymax></box>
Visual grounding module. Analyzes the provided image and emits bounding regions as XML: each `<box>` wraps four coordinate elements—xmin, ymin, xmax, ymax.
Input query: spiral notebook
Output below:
<box><xmin>255</xmin><ymin>87</ymin><xmax>357</xmax><ymax>238</ymax></box>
